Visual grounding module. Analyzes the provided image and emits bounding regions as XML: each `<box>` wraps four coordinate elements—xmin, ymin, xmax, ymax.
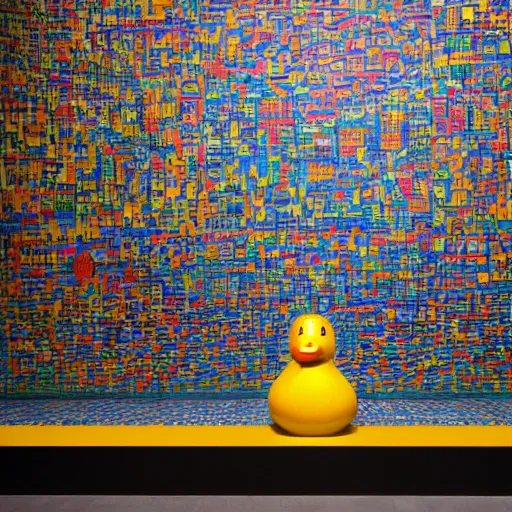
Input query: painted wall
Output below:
<box><xmin>1</xmin><ymin>0</ymin><xmax>511</xmax><ymax>396</ymax></box>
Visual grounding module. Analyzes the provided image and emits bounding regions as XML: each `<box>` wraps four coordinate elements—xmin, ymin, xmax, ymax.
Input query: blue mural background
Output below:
<box><xmin>0</xmin><ymin>0</ymin><xmax>511</xmax><ymax>396</ymax></box>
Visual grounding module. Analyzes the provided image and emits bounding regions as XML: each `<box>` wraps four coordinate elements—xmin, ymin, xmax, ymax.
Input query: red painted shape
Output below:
<box><xmin>73</xmin><ymin>251</ymin><xmax>95</xmax><ymax>282</ymax></box>
<box><xmin>124</xmin><ymin>265</ymin><xmax>137</xmax><ymax>283</ymax></box>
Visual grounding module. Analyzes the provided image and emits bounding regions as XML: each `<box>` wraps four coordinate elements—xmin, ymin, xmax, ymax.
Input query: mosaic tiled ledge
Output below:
<box><xmin>0</xmin><ymin>398</ymin><xmax>511</xmax><ymax>426</ymax></box>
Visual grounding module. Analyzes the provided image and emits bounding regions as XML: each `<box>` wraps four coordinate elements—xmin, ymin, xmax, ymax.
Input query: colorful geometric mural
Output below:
<box><xmin>1</xmin><ymin>0</ymin><xmax>511</xmax><ymax>396</ymax></box>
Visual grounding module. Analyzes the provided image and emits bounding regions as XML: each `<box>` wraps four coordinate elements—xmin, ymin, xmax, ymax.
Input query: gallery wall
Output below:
<box><xmin>1</xmin><ymin>0</ymin><xmax>511</xmax><ymax>395</ymax></box>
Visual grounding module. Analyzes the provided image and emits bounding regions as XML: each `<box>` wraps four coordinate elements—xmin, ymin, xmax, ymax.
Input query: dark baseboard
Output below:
<box><xmin>1</xmin><ymin>447</ymin><xmax>510</xmax><ymax>496</ymax></box>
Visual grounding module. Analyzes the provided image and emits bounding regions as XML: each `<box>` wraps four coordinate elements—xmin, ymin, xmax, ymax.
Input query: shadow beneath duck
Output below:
<box><xmin>270</xmin><ymin>423</ymin><xmax>359</xmax><ymax>438</ymax></box>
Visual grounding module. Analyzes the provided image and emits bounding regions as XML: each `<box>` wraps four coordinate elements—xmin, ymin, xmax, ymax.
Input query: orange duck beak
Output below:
<box><xmin>291</xmin><ymin>342</ymin><xmax>322</xmax><ymax>363</ymax></box>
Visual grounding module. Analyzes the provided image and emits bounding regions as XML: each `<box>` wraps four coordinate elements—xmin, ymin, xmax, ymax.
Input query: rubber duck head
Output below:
<box><xmin>289</xmin><ymin>313</ymin><xmax>335</xmax><ymax>364</ymax></box>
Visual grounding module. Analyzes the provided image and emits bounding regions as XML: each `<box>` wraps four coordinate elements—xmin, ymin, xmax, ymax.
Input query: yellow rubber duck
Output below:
<box><xmin>268</xmin><ymin>313</ymin><xmax>357</xmax><ymax>436</ymax></box>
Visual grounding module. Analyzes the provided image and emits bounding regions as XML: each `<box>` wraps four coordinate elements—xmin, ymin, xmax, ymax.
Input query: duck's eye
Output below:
<box><xmin>298</xmin><ymin>326</ymin><xmax>303</xmax><ymax>335</ymax></box>
<box><xmin>321</xmin><ymin>326</ymin><xmax>326</xmax><ymax>336</ymax></box>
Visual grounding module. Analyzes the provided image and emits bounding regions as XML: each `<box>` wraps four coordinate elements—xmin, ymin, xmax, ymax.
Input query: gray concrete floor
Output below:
<box><xmin>1</xmin><ymin>496</ymin><xmax>512</xmax><ymax>512</ymax></box>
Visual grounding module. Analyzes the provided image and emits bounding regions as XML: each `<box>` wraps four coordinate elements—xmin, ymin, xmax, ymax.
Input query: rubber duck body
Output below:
<box><xmin>268</xmin><ymin>314</ymin><xmax>357</xmax><ymax>436</ymax></box>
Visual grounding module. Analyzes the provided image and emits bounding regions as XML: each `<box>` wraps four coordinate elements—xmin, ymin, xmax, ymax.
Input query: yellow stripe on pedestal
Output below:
<box><xmin>0</xmin><ymin>425</ymin><xmax>511</xmax><ymax>447</ymax></box>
